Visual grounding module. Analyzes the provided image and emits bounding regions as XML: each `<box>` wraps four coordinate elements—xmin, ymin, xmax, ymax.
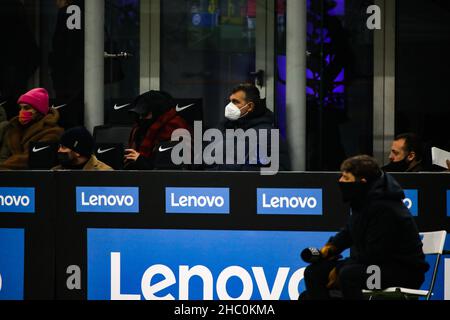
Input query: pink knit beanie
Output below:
<box><xmin>17</xmin><ymin>88</ymin><xmax>49</xmax><ymax>115</ymax></box>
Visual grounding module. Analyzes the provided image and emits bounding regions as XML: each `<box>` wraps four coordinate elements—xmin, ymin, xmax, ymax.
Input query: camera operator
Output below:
<box><xmin>301</xmin><ymin>155</ymin><xmax>429</xmax><ymax>300</ymax></box>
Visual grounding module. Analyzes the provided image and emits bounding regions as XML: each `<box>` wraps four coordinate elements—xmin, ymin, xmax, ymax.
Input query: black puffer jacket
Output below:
<box><xmin>330</xmin><ymin>173</ymin><xmax>429</xmax><ymax>273</ymax></box>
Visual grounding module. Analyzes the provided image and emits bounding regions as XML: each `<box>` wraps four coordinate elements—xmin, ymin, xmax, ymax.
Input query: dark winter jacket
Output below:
<box><xmin>329</xmin><ymin>173</ymin><xmax>429</xmax><ymax>274</ymax></box>
<box><xmin>214</xmin><ymin>108</ymin><xmax>291</xmax><ymax>171</ymax></box>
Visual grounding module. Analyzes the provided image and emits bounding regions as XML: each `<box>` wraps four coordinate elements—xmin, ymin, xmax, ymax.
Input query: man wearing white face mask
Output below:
<box><xmin>224</xmin><ymin>92</ymin><xmax>254</xmax><ymax>121</ymax></box>
<box><xmin>214</xmin><ymin>83</ymin><xmax>291</xmax><ymax>171</ymax></box>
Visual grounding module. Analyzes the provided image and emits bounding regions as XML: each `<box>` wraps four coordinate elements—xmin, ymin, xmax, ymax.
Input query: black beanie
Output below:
<box><xmin>60</xmin><ymin>127</ymin><xmax>94</xmax><ymax>157</ymax></box>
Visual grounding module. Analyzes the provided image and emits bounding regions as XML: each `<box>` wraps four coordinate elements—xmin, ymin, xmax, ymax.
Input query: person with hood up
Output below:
<box><xmin>301</xmin><ymin>155</ymin><xmax>429</xmax><ymax>300</ymax></box>
<box><xmin>0</xmin><ymin>88</ymin><xmax>63</xmax><ymax>170</ymax></box>
<box><xmin>124</xmin><ymin>90</ymin><xmax>191</xmax><ymax>170</ymax></box>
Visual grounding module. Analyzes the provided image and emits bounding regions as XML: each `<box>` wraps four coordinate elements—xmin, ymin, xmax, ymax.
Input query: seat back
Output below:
<box><xmin>173</xmin><ymin>98</ymin><xmax>203</xmax><ymax>126</ymax></box>
<box><xmin>93</xmin><ymin>125</ymin><xmax>132</xmax><ymax>146</ymax></box>
<box><xmin>28</xmin><ymin>141</ymin><xmax>59</xmax><ymax>170</ymax></box>
<box><xmin>421</xmin><ymin>231</ymin><xmax>447</xmax><ymax>254</ymax></box>
<box><xmin>94</xmin><ymin>143</ymin><xmax>125</xmax><ymax>170</ymax></box>
<box><xmin>105</xmin><ymin>98</ymin><xmax>135</xmax><ymax>125</ymax></box>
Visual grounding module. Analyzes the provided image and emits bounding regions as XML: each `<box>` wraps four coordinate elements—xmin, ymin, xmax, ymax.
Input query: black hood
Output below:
<box><xmin>366</xmin><ymin>172</ymin><xmax>405</xmax><ymax>202</ymax></box>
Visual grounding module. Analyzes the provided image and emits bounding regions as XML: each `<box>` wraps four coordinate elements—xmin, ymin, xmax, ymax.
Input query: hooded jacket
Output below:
<box><xmin>329</xmin><ymin>173</ymin><xmax>429</xmax><ymax>273</ymax></box>
<box><xmin>0</xmin><ymin>108</ymin><xmax>64</xmax><ymax>170</ymax></box>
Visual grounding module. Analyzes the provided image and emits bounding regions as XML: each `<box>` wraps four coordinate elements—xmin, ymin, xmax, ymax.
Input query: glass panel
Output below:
<box><xmin>161</xmin><ymin>0</ymin><xmax>257</xmax><ymax>127</ymax></box>
<box><xmin>276</xmin><ymin>0</ymin><xmax>374</xmax><ymax>171</ymax></box>
<box><xmin>104</xmin><ymin>0</ymin><xmax>140</xmax><ymax>125</ymax></box>
<box><xmin>36</xmin><ymin>0</ymin><xmax>85</xmax><ymax>129</ymax></box>
<box><xmin>8</xmin><ymin>1</ymin><xmax>140</xmax><ymax>129</ymax></box>
<box><xmin>396</xmin><ymin>0</ymin><xmax>450</xmax><ymax>162</ymax></box>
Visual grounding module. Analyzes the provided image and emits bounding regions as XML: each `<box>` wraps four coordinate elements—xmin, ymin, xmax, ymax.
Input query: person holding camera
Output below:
<box><xmin>301</xmin><ymin>155</ymin><xmax>429</xmax><ymax>300</ymax></box>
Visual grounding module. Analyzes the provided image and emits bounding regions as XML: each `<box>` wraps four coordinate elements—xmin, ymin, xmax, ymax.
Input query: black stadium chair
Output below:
<box><xmin>105</xmin><ymin>98</ymin><xmax>135</xmax><ymax>125</ymax></box>
<box><xmin>152</xmin><ymin>140</ymin><xmax>188</xmax><ymax>170</ymax></box>
<box><xmin>173</xmin><ymin>98</ymin><xmax>203</xmax><ymax>126</ymax></box>
<box><xmin>93</xmin><ymin>124</ymin><xmax>132</xmax><ymax>146</ymax></box>
<box><xmin>51</xmin><ymin>94</ymin><xmax>84</xmax><ymax>129</ymax></box>
<box><xmin>28</xmin><ymin>141</ymin><xmax>59</xmax><ymax>170</ymax></box>
<box><xmin>94</xmin><ymin>143</ymin><xmax>125</xmax><ymax>170</ymax></box>
<box><xmin>105</xmin><ymin>97</ymin><xmax>203</xmax><ymax>126</ymax></box>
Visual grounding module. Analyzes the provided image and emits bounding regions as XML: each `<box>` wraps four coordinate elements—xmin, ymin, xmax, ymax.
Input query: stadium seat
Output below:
<box><xmin>363</xmin><ymin>230</ymin><xmax>447</xmax><ymax>300</ymax></box>
<box><xmin>173</xmin><ymin>98</ymin><xmax>203</xmax><ymax>126</ymax></box>
<box><xmin>93</xmin><ymin>124</ymin><xmax>132</xmax><ymax>146</ymax></box>
<box><xmin>94</xmin><ymin>143</ymin><xmax>125</xmax><ymax>170</ymax></box>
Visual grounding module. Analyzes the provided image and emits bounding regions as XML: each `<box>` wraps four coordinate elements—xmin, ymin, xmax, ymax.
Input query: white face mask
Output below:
<box><xmin>225</xmin><ymin>102</ymin><xmax>247</xmax><ymax>121</ymax></box>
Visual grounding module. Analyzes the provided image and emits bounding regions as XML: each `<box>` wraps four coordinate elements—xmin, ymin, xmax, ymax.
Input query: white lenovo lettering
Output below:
<box><xmin>170</xmin><ymin>193</ymin><xmax>225</xmax><ymax>208</ymax></box>
<box><xmin>0</xmin><ymin>195</ymin><xmax>30</xmax><ymax>207</ymax></box>
<box><xmin>403</xmin><ymin>198</ymin><xmax>413</xmax><ymax>209</ymax></box>
<box><xmin>109</xmin><ymin>252</ymin><xmax>305</xmax><ymax>300</ymax></box>
<box><xmin>81</xmin><ymin>192</ymin><xmax>134</xmax><ymax>207</ymax></box>
<box><xmin>262</xmin><ymin>194</ymin><xmax>317</xmax><ymax>209</ymax></box>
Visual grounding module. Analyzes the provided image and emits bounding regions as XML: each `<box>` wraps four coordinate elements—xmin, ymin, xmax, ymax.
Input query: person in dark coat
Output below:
<box><xmin>302</xmin><ymin>155</ymin><xmax>429</xmax><ymax>300</ymax></box>
<box><xmin>382</xmin><ymin>133</ymin><xmax>425</xmax><ymax>172</ymax></box>
<box><xmin>214</xmin><ymin>83</ymin><xmax>291</xmax><ymax>172</ymax></box>
<box><xmin>124</xmin><ymin>90</ymin><xmax>192</xmax><ymax>170</ymax></box>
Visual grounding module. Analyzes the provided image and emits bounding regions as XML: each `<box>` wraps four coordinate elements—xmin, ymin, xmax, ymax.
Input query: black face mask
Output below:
<box><xmin>338</xmin><ymin>182</ymin><xmax>369</xmax><ymax>203</ymax></box>
<box><xmin>134</xmin><ymin>112</ymin><xmax>157</xmax><ymax>128</ymax></box>
<box><xmin>57</xmin><ymin>152</ymin><xmax>73</xmax><ymax>167</ymax></box>
<box><xmin>383</xmin><ymin>157</ymin><xmax>410</xmax><ymax>172</ymax></box>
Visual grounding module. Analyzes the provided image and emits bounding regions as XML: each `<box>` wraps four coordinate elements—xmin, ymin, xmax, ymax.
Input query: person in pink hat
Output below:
<box><xmin>0</xmin><ymin>88</ymin><xmax>63</xmax><ymax>170</ymax></box>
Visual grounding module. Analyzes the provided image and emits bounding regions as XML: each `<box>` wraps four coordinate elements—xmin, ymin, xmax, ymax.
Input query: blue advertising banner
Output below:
<box><xmin>165</xmin><ymin>188</ymin><xmax>230</xmax><ymax>214</ymax></box>
<box><xmin>403</xmin><ymin>189</ymin><xmax>418</xmax><ymax>216</ymax></box>
<box><xmin>257</xmin><ymin>189</ymin><xmax>322</xmax><ymax>215</ymax></box>
<box><xmin>0</xmin><ymin>229</ymin><xmax>24</xmax><ymax>300</ymax></box>
<box><xmin>87</xmin><ymin>229</ymin><xmax>334</xmax><ymax>300</ymax></box>
<box><xmin>76</xmin><ymin>187</ymin><xmax>139</xmax><ymax>213</ymax></box>
<box><xmin>0</xmin><ymin>188</ymin><xmax>35</xmax><ymax>213</ymax></box>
